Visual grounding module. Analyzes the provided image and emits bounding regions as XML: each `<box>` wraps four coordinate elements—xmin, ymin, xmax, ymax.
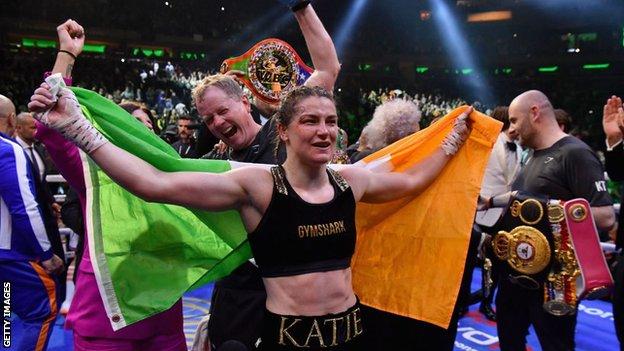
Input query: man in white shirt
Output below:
<box><xmin>478</xmin><ymin>106</ymin><xmax>521</xmax><ymax>321</ymax></box>
<box><xmin>481</xmin><ymin>106</ymin><xmax>521</xmax><ymax>199</ymax></box>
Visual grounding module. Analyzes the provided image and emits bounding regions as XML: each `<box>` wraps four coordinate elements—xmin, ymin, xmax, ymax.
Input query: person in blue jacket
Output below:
<box><xmin>0</xmin><ymin>93</ymin><xmax>64</xmax><ymax>351</ymax></box>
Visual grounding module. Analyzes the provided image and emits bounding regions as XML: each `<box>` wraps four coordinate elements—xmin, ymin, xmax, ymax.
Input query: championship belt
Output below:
<box><xmin>542</xmin><ymin>198</ymin><xmax>614</xmax><ymax>315</ymax></box>
<box><xmin>220</xmin><ymin>38</ymin><xmax>314</xmax><ymax>103</ymax></box>
<box><xmin>489</xmin><ymin>193</ymin><xmax>554</xmax><ymax>289</ymax></box>
<box><xmin>476</xmin><ymin>193</ymin><xmax>614</xmax><ymax>316</ymax></box>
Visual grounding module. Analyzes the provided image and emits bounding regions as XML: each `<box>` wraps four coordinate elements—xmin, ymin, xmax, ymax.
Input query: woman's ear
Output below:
<box><xmin>277</xmin><ymin>123</ymin><xmax>288</xmax><ymax>142</ymax></box>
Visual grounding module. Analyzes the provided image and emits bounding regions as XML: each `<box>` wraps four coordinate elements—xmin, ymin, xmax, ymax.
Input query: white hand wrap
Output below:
<box><xmin>40</xmin><ymin>74</ymin><xmax>108</xmax><ymax>154</ymax></box>
<box><xmin>441</xmin><ymin>114</ymin><xmax>469</xmax><ymax>156</ymax></box>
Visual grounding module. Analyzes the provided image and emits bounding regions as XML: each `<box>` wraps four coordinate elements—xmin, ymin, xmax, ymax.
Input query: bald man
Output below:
<box><xmin>496</xmin><ymin>90</ymin><xmax>615</xmax><ymax>351</ymax></box>
<box><xmin>0</xmin><ymin>94</ymin><xmax>16</xmax><ymax>136</ymax></box>
<box><xmin>16</xmin><ymin>113</ymin><xmax>45</xmax><ymax>180</ymax></box>
<box><xmin>1</xmin><ymin>93</ymin><xmax>64</xmax><ymax>351</ymax></box>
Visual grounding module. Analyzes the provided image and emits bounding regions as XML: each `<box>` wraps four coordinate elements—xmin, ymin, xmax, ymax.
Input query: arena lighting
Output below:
<box><xmin>21</xmin><ymin>37</ymin><xmax>106</xmax><ymax>53</ymax></box>
<box><xmin>494</xmin><ymin>68</ymin><xmax>512</xmax><ymax>75</ymax></box>
<box><xmin>416</xmin><ymin>66</ymin><xmax>429</xmax><ymax>73</ymax></box>
<box><xmin>538</xmin><ymin>66</ymin><xmax>558</xmax><ymax>72</ymax></box>
<box><xmin>428</xmin><ymin>0</ymin><xmax>493</xmax><ymax>103</ymax></box>
<box><xmin>467</xmin><ymin>10</ymin><xmax>512</xmax><ymax>23</ymax></box>
<box><xmin>21</xmin><ymin>38</ymin><xmax>56</xmax><ymax>48</ymax></box>
<box><xmin>582</xmin><ymin>63</ymin><xmax>610</xmax><ymax>70</ymax></box>
<box><xmin>82</xmin><ymin>44</ymin><xmax>106</xmax><ymax>54</ymax></box>
<box><xmin>132</xmin><ymin>47</ymin><xmax>166</xmax><ymax>58</ymax></box>
<box><xmin>461</xmin><ymin>68</ymin><xmax>473</xmax><ymax>75</ymax></box>
<box><xmin>333</xmin><ymin>0</ymin><xmax>369</xmax><ymax>57</ymax></box>
<box><xmin>420</xmin><ymin>10</ymin><xmax>431</xmax><ymax>21</ymax></box>
<box><xmin>358</xmin><ymin>63</ymin><xmax>372</xmax><ymax>71</ymax></box>
<box><xmin>180</xmin><ymin>51</ymin><xmax>207</xmax><ymax>60</ymax></box>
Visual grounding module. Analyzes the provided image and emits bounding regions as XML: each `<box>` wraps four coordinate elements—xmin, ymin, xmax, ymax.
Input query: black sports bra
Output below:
<box><xmin>247</xmin><ymin>166</ymin><xmax>357</xmax><ymax>278</ymax></box>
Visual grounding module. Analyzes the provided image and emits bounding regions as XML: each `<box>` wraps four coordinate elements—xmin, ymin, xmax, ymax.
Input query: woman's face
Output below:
<box><xmin>280</xmin><ymin>96</ymin><xmax>338</xmax><ymax>165</ymax></box>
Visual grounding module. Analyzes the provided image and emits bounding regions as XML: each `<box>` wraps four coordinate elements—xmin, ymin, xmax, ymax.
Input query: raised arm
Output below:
<box><xmin>51</xmin><ymin>19</ymin><xmax>84</xmax><ymax>79</ymax></box>
<box><xmin>291</xmin><ymin>2</ymin><xmax>341</xmax><ymax>92</ymax></box>
<box><xmin>29</xmin><ymin>85</ymin><xmax>249</xmax><ymax>213</ymax></box>
<box><xmin>342</xmin><ymin>108</ymin><xmax>472</xmax><ymax>203</ymax></box>
<box><xmin>37</xmin><ymin>20</ymin><xmax>87</xmax><ymax>192</ymax></box>
<box><xmin>86</xmin><ymin>141</ymin><xmax>248</xmax><ymax>212</ymax></box>
<box><xmin>603</xmin><ymin>95</ymin><xmax>624</xmax><ymax>180</ymax></box>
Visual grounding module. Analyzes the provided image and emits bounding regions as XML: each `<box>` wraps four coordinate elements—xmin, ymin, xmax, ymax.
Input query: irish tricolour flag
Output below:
<box><xmin>72</xmin><ymin>87</ymin><xmax>501</xmax><ymax>331</ymax></box>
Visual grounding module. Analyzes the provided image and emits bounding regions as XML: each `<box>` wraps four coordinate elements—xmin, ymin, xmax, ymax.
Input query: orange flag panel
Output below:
<box><xmin>352</xmin><ymin>106</ymin><xmax>502</xmax><ymax>328</ymax></box>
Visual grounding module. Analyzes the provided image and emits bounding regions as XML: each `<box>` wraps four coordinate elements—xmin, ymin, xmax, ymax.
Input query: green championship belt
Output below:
<box><xmin>220</xmin><ymin>38</ymin><xmax>314</xmax><ymax>103</ymax></box>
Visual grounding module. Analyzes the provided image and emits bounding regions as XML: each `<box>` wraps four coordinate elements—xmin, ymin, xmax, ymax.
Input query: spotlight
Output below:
<box><xmin>429</xmin><ymin>0</ymin><xmax>493</xmax><ymax>104</ymax></box>
<box><xmin>420</xmin><ymin>10</ymin><xmax>431</xmax><ymax>21</ymax></box>
<box><xmin>333</xmin><ymin>0</ymin><xmax>369</xmax><ymax>57</ymax></box>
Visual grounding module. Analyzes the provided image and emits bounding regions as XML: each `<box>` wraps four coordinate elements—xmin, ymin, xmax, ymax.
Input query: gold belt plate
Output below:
<box><xmin>493</xmin><ymin>226</ymin><xmax>551</xmax><ymax>275</ymax></box>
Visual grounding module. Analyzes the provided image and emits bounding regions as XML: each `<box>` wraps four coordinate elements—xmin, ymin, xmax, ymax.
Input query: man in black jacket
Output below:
<box><xmin>604</xmin><ymin>95</ymin><xmax>624</xmax><ymax>350</ymax></box>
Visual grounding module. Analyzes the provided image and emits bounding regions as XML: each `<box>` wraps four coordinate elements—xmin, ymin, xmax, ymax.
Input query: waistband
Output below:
<box><xmin>261</xmin><ymin>297</ymin><xmax>363</xmax><ymax>349</ymax></box>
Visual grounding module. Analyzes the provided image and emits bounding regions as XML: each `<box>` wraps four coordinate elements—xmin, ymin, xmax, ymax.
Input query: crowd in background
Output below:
<box><xmin>1</xmin><ymin>2</ymin><xmax>623</xmax><ymax>349</ymax></box>
<box><xmin>1</xmin><ymin>51</ymin><xmax>615</xmax><ymax>152</ymax></box>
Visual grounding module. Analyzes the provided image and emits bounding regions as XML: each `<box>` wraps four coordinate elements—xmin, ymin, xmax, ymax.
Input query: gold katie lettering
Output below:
<box><xmin>345</xmin><ymin>312</ymin><xmax>351</xmax><ymax>342</ymax></box>
<box><xmin>353</xmin><ymin>308</ymin><xmax>363</xmax><ymax>337</ymax></box>
<box><xmin>279</xmin><ymin>317</ymin><xmax>303</xmax><ymax>347</ymax></box>
<box><xmin>303</xmin><ymin>319</ymin><xmax>326</xmax><ymax>348</ymax></box>
<box><xmin>323</xmin><ymin>317</ymin><xmax>342</xmax><ymax>346</ymax></box>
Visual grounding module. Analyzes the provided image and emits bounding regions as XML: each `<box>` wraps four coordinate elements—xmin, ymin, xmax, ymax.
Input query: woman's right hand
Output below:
<box><xmin>28</xmin><ymin>82</ymin><xmax>83</xmax><ymax>129</ymax></box>
<box><xmin>28</xmin><ymin>80</ymin><xmax>106</xmax><ymax>154</ymax></box>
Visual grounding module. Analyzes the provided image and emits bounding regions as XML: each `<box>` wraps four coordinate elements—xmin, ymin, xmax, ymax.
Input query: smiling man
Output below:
<box><xmin>193</xmin><ymin>75</ymin><xmax>270</xmax><ymax>162</ymax></box>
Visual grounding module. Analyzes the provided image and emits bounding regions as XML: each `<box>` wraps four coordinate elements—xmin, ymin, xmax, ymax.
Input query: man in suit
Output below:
<box><xmin>603</xmin><ymin>95</ymin><xmax>624</xmax><ymax>350</ymax></box>
<box><xmin>15</xmin><ymin>112</ymin><xmax>67</xmax><ymax>302</ymax></box>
